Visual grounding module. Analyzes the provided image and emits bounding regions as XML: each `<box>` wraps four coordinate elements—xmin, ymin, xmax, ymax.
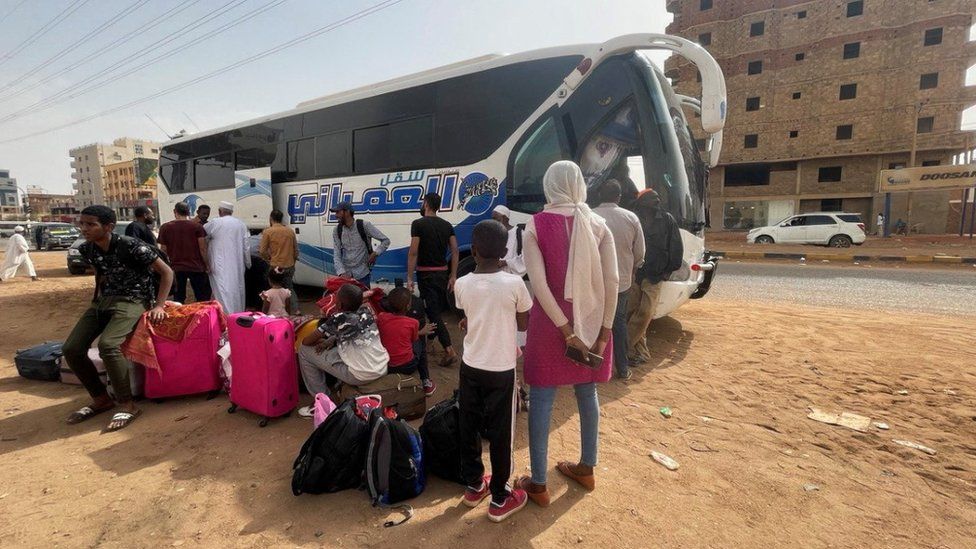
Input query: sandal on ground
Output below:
<box><xmin>557</xmin><ymin>461</ymin><xmax>595</xmax><ymax>491</ymax></box>
<box><xmin>106</xmin><ymin>409</ymin><xmax>142</xmax><ymax>431</ymax></box>
<box><xmin>438</xmin><ymin>354</ymin><xmax>458</xmax><ymax>368</ymax></box>
<box><xmin>66</xmin><ymin>405</ymin><xmax>112</xmax><ymax>425</ymax></box>
<box><xmin>515</xmin><ymin>476</ymin><xmax>551</xmax><ymax>507</ymax></box>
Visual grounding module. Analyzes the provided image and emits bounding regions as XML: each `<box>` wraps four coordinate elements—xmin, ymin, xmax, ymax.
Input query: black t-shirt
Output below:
<box><xmin>410</xmin><ymin>216</ymin><xmax>455</xmax><ymax>268</ymax></box>
<box><xmin>125</xmin><ymin>221</ymin><xmax>157</xmax><ymax>246</ymax></box>
<box><xmin>81</xmin><ymin>234</ymin><xmax>159</xmax><ymax>303</ymax></box>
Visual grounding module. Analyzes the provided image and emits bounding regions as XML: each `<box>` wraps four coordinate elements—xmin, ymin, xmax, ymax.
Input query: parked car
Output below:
<box><xmin>746</xmin><ymin>212</ymin><xmax>866</xmax><ymax>248</ymax></box>
<box><xmin>43</xmin><ymin>226</ymin><xmax>81</xmax><ymax>250</ymax></box>
<box><xmin>66</xmin><ymin>222</ymin><xmax>131</xmax><ymax>275</ymax></box>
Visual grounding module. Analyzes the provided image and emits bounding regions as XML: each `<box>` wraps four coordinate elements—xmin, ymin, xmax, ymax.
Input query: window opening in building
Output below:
<box><xmin>917</xmin><ymin>116</ymin><xmax>934</xmax><ymax>134</ymax></box>
<box><xmin>750</xmin><ymin>21</ymin><xmax>765</xmax><ymax>37</ymax></box>
<box><xmin>700</xmin><ymin>0</ymin><xmax>712</xmax><ymax>10</ymax></box>
<box><xmin>698</xmin><ymin>32</ymin><xmax>711</xmax><ymax>46</ymax></box>
<box><xmin>792</xmin><ymin>91</ymin><xmax>802</xmax><ymax>99</ymax></box>
<box><xmin>795</xmin><ymin>52</ymin><xmax>805</xmax><ymax>61</ymax></box>
<box><xmin>789</xmin><ymin>130</ymin><xmax>798</xmax><ymax>138</ymax></box>
<box><xmin>818</xmin><ymin>166</ymin><xmax>843</xmax><ymax>182</ymax></box>
<box><xmin>836</xmin><ymin>125</ymin><xmax>853</xmax><ymax>140</ymax></box>
<box><xmin>747</xmin><ymin>60</ymin><xmax>763</xmax><ymax>75</ymax></box>
<box><xmin>744</xmin><ymin>134</ymin><xmax>758</xmax><ymax>148</ymax></box>
<box><xmin>921</xmin><ymin>160</ymin><xmax>940</xmax><ymax>166</ymax></box>
<box><xmin>745</xmin><ymin>97</ymin><xmax>761</xmax><ymax>111</ymax></box>
<box><xmin>846</xmin><ymin>1</ymin><xmax>863</xmax><ymax>17</ymax></box>
<box><xmin>839</xmin><ymin>83</ymin><xmax>857</xmax><ymax>100</ymax></box>
<box><xmin>725</xmin><ymin>164</ymin><xmax>771</xmax><ymax>187</ymax></box>
<box><xmin>923</xmin><ymin>28</ymin><xmax>943</xmax><ymax>46</ymax></box>
<box><xmin>843</xmin><ymin>42</ymin><xmax>860</xmax><ymax>59</ymax></box>
<box><xmin>919</xmin><ymin>72</ymin><xmax>939</xmax><ymax>89</ymax></box>
<box><xmin>819</xmin><ymin>199</ymin><xmax>843</xmax><ymax>212</ymax></box>
<box><xmin>797</xmin><ymin>10</ymin><xmax>807</xmax><ymax>19</ymax></box>
<box><xmin>888</xmin><ymin>162</ymin><xmax>906</xmax><ymax>170</ymax></box>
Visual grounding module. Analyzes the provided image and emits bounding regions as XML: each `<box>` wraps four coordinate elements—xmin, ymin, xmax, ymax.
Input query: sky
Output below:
<box><xmin>0</xmin><ymin>0</ymin><xmax>672</xmax><ymax>194</ymax></box>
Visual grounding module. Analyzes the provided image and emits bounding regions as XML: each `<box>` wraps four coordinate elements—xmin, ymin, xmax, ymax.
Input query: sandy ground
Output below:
<box><xmin>708</xmin><ymin>231</ymin><xmax>976</xmax><ymax>258</ymax></box>
<box><xmin>1</xmin><ymin>252</ymin><xmax>974</xmax><ymax>548</ymax></box>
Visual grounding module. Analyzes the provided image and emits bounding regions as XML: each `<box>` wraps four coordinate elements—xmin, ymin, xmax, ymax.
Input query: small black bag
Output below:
<box><xmin>291</xmin><ymin>399</ymin><xmax>371</xmax><ymax>495</ymax></box>
<box><xmin>14</xmin><ymin>341</ymin><xmax>63</xmax><ymax>382</ymax></box>
<box><xmin>419</xmin><ymin>391</ymin><xmax>464</xmax><ymax>484</ymax></box>
<box><xmin>366</xmin><ymin>409</ymin><xmax>426</xmax><ymax>506</ymax></box>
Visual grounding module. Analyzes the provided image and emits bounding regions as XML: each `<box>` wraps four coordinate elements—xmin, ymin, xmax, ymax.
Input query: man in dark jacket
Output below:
<box><xmin>125</xmin><ymin>206</ymin><xmax>157</xmax><ymax>246</ymax></box>
<box><xmin>626</xmin><ymin>189</ymin><xmax>683</xmax><ymax>364</ymax></box>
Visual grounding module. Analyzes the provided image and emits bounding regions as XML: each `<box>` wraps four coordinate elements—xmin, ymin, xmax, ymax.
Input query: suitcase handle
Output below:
<box><xmin>235</xmin><ymin>316</ymin><xmax>256</xmax><ymax>328</ymax></box>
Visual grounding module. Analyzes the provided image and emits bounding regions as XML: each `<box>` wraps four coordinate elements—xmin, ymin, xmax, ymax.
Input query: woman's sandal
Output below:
<box><xmin>557</xmin><ymin>461</ymin><xmax>595</xmax><ymax>491</ymax></box>
<box><xmin>515</xmin><ymin>476</ymin><xmax>551</xmax><ymax>507</ymax></box>
<box><xmin>106</xmin><ymin>409</ymin><xmax>141</xmax><ymax>432</ymax></box>
<box><xmin>66</xmin><ymin>405</ymin><xmax>112</xmax><ymax>425</ymax></box>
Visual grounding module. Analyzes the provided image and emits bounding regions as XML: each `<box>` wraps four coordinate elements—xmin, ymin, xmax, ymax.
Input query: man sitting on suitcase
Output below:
<box><xmin>298</xmin><ymin>284</ymin><xmax>388</xmax><ymax>397</ymax></box>
<box><xmin>63</xmin><ymin>205</ymin><xmax>173</xmax><ymax>431</ymax></box>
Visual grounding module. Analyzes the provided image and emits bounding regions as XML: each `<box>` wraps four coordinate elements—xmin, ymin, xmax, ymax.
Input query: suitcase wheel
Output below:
<box><xmin>228</xmin><ymin>404</ymin><xmax>238</xmax><ymax>414</ymax></box>
<box><xmin>259</xmin><ymin>417</ymin><xmax>269</xmax><ymax>428</ymax></box>
<box><xmin>206</xmin><ymin>390</ymin><xmax>219</xmax><ymax>400</ymax></box>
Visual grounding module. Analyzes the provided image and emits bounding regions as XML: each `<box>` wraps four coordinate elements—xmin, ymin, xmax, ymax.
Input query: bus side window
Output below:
<box><xmin>509</xmin><ymin>117</ymin><xmax>564</xmax><ymax>214</ymax></box>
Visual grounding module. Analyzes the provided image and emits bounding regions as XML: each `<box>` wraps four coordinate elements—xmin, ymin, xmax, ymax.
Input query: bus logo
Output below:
<box><xmin>457</xmin><ymin>172</ymin><xmax>499</xmax><ymax>216</ymax></box>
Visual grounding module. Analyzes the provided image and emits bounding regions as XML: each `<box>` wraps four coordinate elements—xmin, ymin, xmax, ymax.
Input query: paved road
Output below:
<box><xmin>709</xmin><ymin>261</ymin><xmax>976</xmax><ymax>316</ymax></box>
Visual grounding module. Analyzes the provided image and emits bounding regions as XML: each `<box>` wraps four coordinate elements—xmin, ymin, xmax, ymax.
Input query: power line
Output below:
<box><xmin>0</xmin><ymin>0</ymin><xmax>202</xmax><ymax>104</ymax></box>
<box><xmin>0</xmin><ymin>0</ymin><xmax>152</xmax><ymax>97</ymax></box>
<box><xmin>0</xmin><ymin>0</ymin><xmax>259</xmax><ymax>120</ymax></box>
<box><xmin>0</xmin><ymin>0</ymin><xmax>93</xmax><ymax>68</ymax></box>
<box><xmin>0</xmin><ymin>0</ymin><xmax>30</xmax><ymax>26</ymax></box>
<box><xmin>0</xmin><ymin>0</ymin><xmax>406</xmax><ymax>145</ymax></box>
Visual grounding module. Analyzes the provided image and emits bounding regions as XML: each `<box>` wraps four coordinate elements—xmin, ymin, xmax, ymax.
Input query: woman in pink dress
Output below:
<box><xmin>516</xmin><ymin>161</ymin><xmax>619</xmax><ymax>506</ymax></box>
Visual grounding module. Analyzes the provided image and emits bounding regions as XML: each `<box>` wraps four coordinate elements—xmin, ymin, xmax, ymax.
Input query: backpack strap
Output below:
<box><xmin>356</xmin><ymin>219</ymin><xmax>374</xmax><ymax>255</ymax></box>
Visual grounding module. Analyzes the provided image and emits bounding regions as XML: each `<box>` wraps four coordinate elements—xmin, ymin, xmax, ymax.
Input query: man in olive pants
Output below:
<box><xmin>62</xmin><ymin>206</ymin><xmax>172</xmax><ymax>431</ymax></box>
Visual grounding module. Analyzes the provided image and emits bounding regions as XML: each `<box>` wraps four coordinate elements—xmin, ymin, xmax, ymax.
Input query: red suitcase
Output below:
<box><xmin>144</xmin><ymin>305</ymin><xmax>223</xmax><ymax>399</ymax></box>
<box><xmin>226</xmin><ymin>312</ymin><xmax>298</xmax><ymax>426</ymax></box>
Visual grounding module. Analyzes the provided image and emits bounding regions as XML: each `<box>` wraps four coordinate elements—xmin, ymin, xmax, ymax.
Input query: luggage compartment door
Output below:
<box><xmin>234</xmin><ymin>167</ymin><xmax>273</xmax><ymax>230</ymax></box>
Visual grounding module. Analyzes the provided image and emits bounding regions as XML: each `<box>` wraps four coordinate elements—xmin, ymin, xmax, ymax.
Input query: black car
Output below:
<box><xmin>66</xmin><ymin>222</ymin><xmax>131</xmax><ymax>275</ymax></box>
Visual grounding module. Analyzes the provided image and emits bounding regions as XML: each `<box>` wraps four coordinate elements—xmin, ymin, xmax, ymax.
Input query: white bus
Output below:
<box><xmin>157</xmin><ymin>34</ymin><xmax>726</xmax><ymax>317</ymax></box>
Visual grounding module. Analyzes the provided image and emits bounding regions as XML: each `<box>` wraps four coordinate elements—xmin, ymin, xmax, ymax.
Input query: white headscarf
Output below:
<box><xmin>543</xmin><ymin>160</ymin><xmax>606</xmax><ymax>347</ymax></box>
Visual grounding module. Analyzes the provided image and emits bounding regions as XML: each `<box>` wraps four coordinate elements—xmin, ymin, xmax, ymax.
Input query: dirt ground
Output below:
<box><xmin>1</xmin><ymin>252</ymin><xmax>974</xmax><ymax>548</ymax></box>
<box><xmin>708</xmin><ymin>231</ymin><xmax>976</xmax><ymax>258</ymax></box>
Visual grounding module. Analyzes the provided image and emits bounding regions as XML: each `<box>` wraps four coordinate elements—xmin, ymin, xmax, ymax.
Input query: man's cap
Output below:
<box><xmin>329</xmin><ymin>201</ymin><xmax>354</xmax><ymax>213</ymax></box>
<box><xmin>637</xmin><ymin>188</ymin><xmax>660</xmax><ymax>200</ymax></box>
<box><xmin>14</xmin><ymin>225</ymin><xmax>24</xmax><ymax>232</ymax></box>
<box><xmin>218</xmin><ymin>201</ymin><xmax>234</xmax><ymax>212</ymax></box>
<box><xmin>492</xmin><ymin>205</ymin><xmax>511</xmax><ymax>218</ymax></box>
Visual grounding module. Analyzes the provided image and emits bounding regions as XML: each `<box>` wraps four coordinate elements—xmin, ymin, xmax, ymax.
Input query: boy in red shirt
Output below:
<box><xmin>376</xmin><ymin>287</ymin><xmax>436</xmax><ymax>396</ymax></box>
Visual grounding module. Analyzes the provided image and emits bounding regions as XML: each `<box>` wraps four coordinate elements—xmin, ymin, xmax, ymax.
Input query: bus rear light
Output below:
<box><xmin>576</xmin><ymin>58</ymin><xmax>592</xmax><ymax>76</ymax></box>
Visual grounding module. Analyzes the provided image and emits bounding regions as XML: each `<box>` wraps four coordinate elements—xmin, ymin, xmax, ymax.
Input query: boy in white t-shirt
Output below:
<box><xmin>453</xmin><ymin>219</ymin><xmax>532</xmax><ymax>523</ymax></box>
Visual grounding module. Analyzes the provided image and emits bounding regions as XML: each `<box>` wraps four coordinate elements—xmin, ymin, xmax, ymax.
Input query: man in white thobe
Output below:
<box><xmin>205</xmin><ymin>202</ymin><xmax>251</xmax><ymax>313</ymax></box>
<box><xmin>1</xmin><ymin>226</ymin><xmax>38</xmax><ymax>282</ymax></box>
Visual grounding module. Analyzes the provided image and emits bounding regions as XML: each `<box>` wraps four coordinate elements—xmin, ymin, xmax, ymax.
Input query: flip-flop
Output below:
<box><xmin>106</xmin><ymin>409</ymin><xmax>142</xmax><ymax>432</ymax></box>
<box><xmin>556</xmin><ymin>461</ymin><xmax>595</xmax><ymax>491</ymax></box>
<box><xmin>66</xmin><ymin>405</ymin><xmax>112</xmax><ymax>425</ymax></box>
<box><xmin>438</xmin><ymin>355</ymin><xmax>458</xmax><ymax>368</ymax></box>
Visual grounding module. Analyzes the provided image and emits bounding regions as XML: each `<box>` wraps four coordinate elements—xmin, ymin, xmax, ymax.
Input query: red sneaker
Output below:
<box><xmin>463</xmin><ymin>474</ymin><xmax>491</xmax><ymax>508</ymax></box>
<box><xmin>488</xmin><ymin>489</ymin><xmax>528</xmax><ymax>523</ymax></box>
<box><xmin>423</xmin><ymin>379</ymin><xmax>436</xmax><ymax>397</ymax></box>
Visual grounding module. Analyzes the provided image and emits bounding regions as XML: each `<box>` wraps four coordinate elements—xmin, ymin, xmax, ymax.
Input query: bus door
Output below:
<box><xmin>234</xmin><ymin>167</ymin><xmax>273</xmax><ymax>230</ymax></box>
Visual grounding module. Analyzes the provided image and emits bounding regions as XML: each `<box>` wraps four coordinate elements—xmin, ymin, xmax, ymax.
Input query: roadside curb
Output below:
<box><xmin>714</xmin><ymin>250</ymin><xmax>976</xmax><ymax>265</ymax></box>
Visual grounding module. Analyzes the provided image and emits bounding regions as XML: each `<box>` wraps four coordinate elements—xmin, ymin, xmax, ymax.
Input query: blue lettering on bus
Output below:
<box><xmin>287</xmin><ymin>172</ymin><xmax>463</xmax><ymax>224</ymax></box>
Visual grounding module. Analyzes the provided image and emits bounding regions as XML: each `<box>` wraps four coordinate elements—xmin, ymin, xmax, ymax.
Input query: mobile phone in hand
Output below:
<box><xmin>565</xmin><ymin>345</ymin><xmax>599</xmax><ymax>369</ymax></box>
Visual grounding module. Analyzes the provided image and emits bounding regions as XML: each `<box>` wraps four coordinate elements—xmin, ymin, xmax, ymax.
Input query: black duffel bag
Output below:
<box><xmin>419</xmin><ymin>391</ymin><xmax>464</xmax><ymax>484</ymax></box>
<box><xmin>14</xmin><ymin>341</ymin><xmax>64</xmax><ymax>382</ymax></box>
<box><xmin>292</xmin><ymin>399</ymin><xmax>371</xmax><ymax>495</ymax></box>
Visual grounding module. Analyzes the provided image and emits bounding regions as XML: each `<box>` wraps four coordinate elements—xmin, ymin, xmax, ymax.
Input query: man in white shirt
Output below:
<box><xmin>491</xmin><ymin>205</ymin><xmax>526</xmax><ymax>278</ymax></box>
<box><xmin>593</xmin><ymin>180</ymin><xmax>645</xmax><ymax>380</ymax></box>
<box><xmin>205</xmin><ymin>201</ymin><xmax>251</xmax><ymax>314</ymax></box>
<box><xmin>876</xmin><ymin>213</ymin><xmax>884</xmax><ymax>236</ymax></box>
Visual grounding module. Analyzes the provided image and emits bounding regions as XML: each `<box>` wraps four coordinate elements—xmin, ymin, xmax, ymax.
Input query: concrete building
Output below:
<box><xmin>103</xmin><ymin>158</ymin><xmax>158</xmax><ymax>219</ymax></box>
<box><xmin>665</xmin><ymin>0</ymin><xmax>976</xmax><ymax>233</ymax></box>
<box><xmin>24</xmin><ymin>187</ymin><xmax>79</xmax><ymax>222</ymax></box>
<box><xmin>0</xmin><ymin>169</ymin><xmax>19</xmax><ymax>219</ymax></box>
<box><xmin>70</xmin><ymin>137</ymin><xmax>161</xmax><ymax>215</ymax></box>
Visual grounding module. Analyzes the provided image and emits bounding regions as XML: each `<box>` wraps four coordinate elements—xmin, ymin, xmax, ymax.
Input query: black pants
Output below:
<box><xmin>387</xmin><ymin>340</ymin><xmax>430</xmax><ymax>381</ymax></box>
<box><xmin>174</xmin><ymin>271</ymin><xmax>211</xmax><ymax>303</ymax></box>
<box><xmin>417</xmin><ymin>270</ymin><xmax>451</xmax><ymax>348</ymax></box>
<box><xmin>458</xmin><ymin>363</ymin><xmax>516</xmax><ymax>504</ymax></box>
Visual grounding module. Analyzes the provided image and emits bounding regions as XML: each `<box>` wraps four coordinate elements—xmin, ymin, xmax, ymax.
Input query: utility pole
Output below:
<box><xmin>905</xmin><ymin>100</ymin><xmax>928</xmax><ymax>231</ymax></box>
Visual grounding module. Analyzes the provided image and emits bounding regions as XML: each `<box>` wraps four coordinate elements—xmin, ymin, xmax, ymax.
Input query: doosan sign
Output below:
<box><xmin>879</xmin><ymin>164</ymin><xmax>976</xmax><ymax>192</ymax></box>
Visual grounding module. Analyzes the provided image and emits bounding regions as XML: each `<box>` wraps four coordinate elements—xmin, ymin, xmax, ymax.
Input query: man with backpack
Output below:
<box><xmin>331</xmin><ymin>201</ymin><xmax>390</xmax><ymax>287</ymax></box>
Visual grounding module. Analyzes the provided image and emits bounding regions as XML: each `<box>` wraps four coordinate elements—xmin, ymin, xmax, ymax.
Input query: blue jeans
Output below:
<box><xmin>528</xmin><ymin>383</ymin><xmax>600</xmax><ymax>485</ymax></box>
<box><xmin>357</xmin><ymin>273</ymin><xmax>371</xmax><ymax>288</ymax></box>
<box><xmin>612</xmin><ymin>290</ymin><xmax>629</xmax><ymax>378</ymax></box>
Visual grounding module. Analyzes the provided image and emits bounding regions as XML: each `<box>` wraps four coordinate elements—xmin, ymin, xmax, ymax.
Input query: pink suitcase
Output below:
<box><xmin>144</xmin><ymin>305</ymin><xmax>223</xmax><ymax>399</ymax></box>
<box><xmin>226</xmin><ymin>312</ymin><xmax>298</xmax><ymax>426</ymax></box>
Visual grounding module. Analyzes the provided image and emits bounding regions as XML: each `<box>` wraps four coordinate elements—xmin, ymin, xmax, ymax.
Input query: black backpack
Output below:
<box><xmin>418</xmin><ymin>391</ymin><xmax>464</xmax><ymax>484</ymax></box>
<box><xmin>292</xmin><ymin>399</ymin><xmax>371</xmax><ymax>495</ymax></box>
<box><xmin>365</xmin><ymin>409</ymin><xmax>426</xmax><ymax>508</ymax></box>
<box><xmin>337</xmin><ymin>219</ymin><xmax>373</xmax><ymax>255</ymax></box>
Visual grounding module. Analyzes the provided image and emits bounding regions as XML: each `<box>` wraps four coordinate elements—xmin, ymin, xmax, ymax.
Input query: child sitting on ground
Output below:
<box><xmin>376</xmin><ymin>287</ymin><xmax>438</xmax><ymax>396</ymax></box>
<box><xmin>261</xmin><ymin>267</ymin><xmax>293</xmax><ymax>317</ymax></box>
<box><xmin>453</xmin><ymin>219</ymin><xmax>532</xmax><ymax>523</ymax></box>
<box><xmin>298</xmin><ymin>284</ymin><xmax>389</xmax><ymax>398</ymax></box>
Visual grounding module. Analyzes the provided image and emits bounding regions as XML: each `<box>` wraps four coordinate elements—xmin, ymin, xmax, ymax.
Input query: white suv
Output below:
<box><xmin>746</xmin><ymin>212</ymin><xmax>866</xmax><ymax>247</ymax></box>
